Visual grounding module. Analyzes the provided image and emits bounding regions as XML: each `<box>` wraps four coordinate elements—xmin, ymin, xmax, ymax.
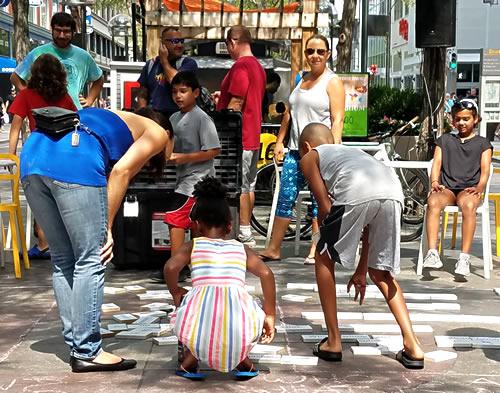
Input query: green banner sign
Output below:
<box><xmin>337</xmin><ymin>73</ymin><xmax>369</xmax><ymax>137</ymax></box>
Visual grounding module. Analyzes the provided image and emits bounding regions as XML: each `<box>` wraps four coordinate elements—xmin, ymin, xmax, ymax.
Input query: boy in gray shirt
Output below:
<box><xmin>299</xmin><ymin>123</ymin><xmax>424</xmax><ymax>369</ymax></box>
<box><xmin>164</xmin><ymin>71</ymin><xmax>221</xmax><ymax>260</ymax></box>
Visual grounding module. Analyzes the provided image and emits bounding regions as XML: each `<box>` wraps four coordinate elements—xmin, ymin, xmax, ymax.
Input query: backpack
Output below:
<box><xmin>146</xmin><ymin>56</ymin><xmax>215</xmax><ymax>114</ymax></box>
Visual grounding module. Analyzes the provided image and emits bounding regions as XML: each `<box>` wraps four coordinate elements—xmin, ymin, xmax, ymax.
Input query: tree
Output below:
<box><xmin>11</xmin><ymin>0</ymin><xmax>30</xmax><ymax>62</ymax></box>
<box><xmin>417</xmin><ymin>47</ymin><xmax>447</xmax><ymax>160</ymax></box>
<box><xmin>336</xmin><ymin>0</ymin><xmax>357</xmax><ymax>72</ymax></box>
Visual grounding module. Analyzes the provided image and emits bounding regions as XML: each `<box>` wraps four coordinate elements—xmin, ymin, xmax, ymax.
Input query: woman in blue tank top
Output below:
<box><xmin>20</xmin><ymin>107</ymin><xmax>173</xmax><ymax>373</ymax></box>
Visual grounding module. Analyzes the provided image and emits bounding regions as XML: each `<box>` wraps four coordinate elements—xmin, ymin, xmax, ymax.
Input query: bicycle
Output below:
<box><xmin>368</xmin><ymin>116</ymin><xmax>429</xmax><ymax>242</ymax></box>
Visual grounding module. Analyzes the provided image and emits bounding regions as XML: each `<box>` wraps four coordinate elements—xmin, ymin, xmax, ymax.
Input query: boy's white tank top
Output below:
<box><xmin>288</xmin><ymin>69</ymin><xmax>335</xmax><ymax>150</ymax></box>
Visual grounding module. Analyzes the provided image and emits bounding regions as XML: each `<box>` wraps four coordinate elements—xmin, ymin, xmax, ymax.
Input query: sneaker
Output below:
<box><xmin>454</xmin><ymin>253</ymin><xmax>471</xmax><ymax>277</ymax></box>
<box><xmin>23</xmin><ymin>245</ymin><xmax>50</xmax><ymax>260</ymax></box>
<box><xmin>422</xmin><ymin>249</ymin><xmax>443</xmax><ymax>269</ymax></box>
<box><xmin>237</xmin><ymin>233</ymin><xmax>256</xmax><ymax>247</ymax></box>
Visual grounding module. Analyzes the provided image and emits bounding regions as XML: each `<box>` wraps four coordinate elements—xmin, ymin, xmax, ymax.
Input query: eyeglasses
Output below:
<box><xmin>305</xmin><ymin>48</ymin><xmax>328</xmax><ymax>56</ymax></box>
<box><xmin>163</xmin><ymin>38</ymin><xmax>185</xmax><ymax>45</ymax></box>
<box><xmin>452</xmin><ymin>99</ymin><xmax>478</xmax><ymax>112</ymax></box>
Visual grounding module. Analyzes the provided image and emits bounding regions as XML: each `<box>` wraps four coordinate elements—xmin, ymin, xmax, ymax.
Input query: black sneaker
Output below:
<box><xmin>149</xmin><ymin>270</ymin><xmax>165</xmax><ymax>283</ymax></box>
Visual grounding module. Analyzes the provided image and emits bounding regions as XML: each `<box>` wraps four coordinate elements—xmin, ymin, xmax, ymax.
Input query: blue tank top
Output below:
<box><xmin>20</xmin><ymin>108</ymin><xmax>134</xmax><ymax>186</ymax></box>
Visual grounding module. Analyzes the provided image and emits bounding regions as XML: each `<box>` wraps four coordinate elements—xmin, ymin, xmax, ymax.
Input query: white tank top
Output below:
<box><xmin>288</xmin><ymin>69</ymin><xmax>336</xmax><ymax>150</ymax></box>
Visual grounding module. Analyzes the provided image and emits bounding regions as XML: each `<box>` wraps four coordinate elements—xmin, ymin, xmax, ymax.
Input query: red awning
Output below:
<box><xmin>162</xmin><ymin>0</ymin><xmax>300</xmax><ymax>13</ymax></box>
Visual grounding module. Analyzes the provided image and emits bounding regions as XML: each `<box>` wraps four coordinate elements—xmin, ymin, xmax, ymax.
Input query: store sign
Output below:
<box><xmin>399</xmin><ymin>18</ymin><xmax>409</xmax><ymax>41</ymax></box>
<box><xmin>337</xmin><ymin>73</ymin><xmax>369</xmax><ymax>137</ymax></box>
<box><xmin>29</xmin><ymin>0</ymin><xmax>43</xmax><ymax>6</ymax></box>
<box><xmin>482</xmin><ymin>48</ymin><xmax>500</xmax><ymax>76</ymax></box>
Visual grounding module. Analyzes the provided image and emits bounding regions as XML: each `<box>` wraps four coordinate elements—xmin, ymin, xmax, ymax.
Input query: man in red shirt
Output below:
<box><xmin>216</xmin><ymin>25</ymin><xmax>266</xmax><ymax>247</ymax></box>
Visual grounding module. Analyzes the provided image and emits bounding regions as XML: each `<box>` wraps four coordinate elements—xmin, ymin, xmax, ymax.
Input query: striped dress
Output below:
<box><xmin>172</xmin><ymin>237</ymin><xmax>265</xmax><ymax>372</ymax></box>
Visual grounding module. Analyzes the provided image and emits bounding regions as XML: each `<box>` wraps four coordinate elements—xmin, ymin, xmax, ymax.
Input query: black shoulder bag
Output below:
<box><xmin>32</xmin><ymin>107</ymin><xmax>80</xmax><ymax>135</ymax></box>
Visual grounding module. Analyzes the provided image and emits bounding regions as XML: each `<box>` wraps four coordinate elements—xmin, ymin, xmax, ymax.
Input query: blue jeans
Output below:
<box><xmin>22</xmin><ymin>175</ymin><xmax>107</xmax><ymax>360</ymax></box>
<box><xmin>276</xmin><ymin>150</ymin><xmax>318</xmax><ymax>219</ymax></box>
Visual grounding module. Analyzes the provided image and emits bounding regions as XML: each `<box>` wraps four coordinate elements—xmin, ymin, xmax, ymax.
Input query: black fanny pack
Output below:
<box><xmin>32</xmin><ymin>106</ymin><xmax>80</xmax><ymax>135</ymax></box>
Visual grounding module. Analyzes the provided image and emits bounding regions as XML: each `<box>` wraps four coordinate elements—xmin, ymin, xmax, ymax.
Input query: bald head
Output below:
<box><xmin>299</xmin><ymin>123</ymin><xmax>334</xmax><ymax>150</ymax></box>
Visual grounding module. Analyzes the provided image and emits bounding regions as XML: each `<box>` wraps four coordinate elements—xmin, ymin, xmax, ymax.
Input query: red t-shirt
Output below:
<box><xmin>8</xmin><ymin>88</ymin><xmax>77</xmax><ymax>131</ymax></box>
<box><xmin>217</xmin><ymin>56</ymin><xmax>266</xmax><ymax>150</ymax></box>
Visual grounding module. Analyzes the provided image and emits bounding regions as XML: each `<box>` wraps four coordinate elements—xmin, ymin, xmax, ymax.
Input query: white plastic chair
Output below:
<box><xmin>417</xmin><ymin>164</ymin><xmax>493</xmax><ymax>279</ymax></box>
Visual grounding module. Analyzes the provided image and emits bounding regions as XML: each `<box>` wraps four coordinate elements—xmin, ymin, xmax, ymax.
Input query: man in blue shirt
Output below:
<box><xmin>137</xmin><ymin>27</ymin><xmax>198</xmax><ymax>118</ymax></box>
<box><xmin>11</xmin><ymin>12</ymin><xmax>103</xmax><ymax>110</ymax></box>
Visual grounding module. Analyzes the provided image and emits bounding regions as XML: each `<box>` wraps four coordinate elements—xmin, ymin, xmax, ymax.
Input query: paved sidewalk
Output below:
<box><xmin>1</xmin><ymin>131</ymin><xmax>500</xmax><ymax>392</ymax></box>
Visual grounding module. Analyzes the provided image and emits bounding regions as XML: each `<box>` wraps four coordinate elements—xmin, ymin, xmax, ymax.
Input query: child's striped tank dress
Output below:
<box><xmin>172</xmin><ymin>237</ymin><xmax>265</xmax><ymax>372</ymax></box>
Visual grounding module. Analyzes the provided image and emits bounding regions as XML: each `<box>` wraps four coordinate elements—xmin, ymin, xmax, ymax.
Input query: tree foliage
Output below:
<box><xmin>95</xmin><ymin>0</ymin><xmax>129</xmax><ymax>11</ymax></box>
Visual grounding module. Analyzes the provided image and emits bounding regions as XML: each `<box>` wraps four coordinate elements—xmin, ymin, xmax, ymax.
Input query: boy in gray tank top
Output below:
<box><xmin>299</xmin><ymin>123</ymin><xmax>424</xmax><ymax>369</ymax></box>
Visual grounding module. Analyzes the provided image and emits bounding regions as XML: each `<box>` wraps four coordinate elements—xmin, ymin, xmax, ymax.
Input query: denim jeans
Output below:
<box><xmin>22</xmin><ymin>175</ymin><xmax>107</xmax><ymax>360</ymax></box>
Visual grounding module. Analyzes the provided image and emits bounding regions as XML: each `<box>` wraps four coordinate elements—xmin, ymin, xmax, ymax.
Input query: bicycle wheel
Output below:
<box><xmin>250</xmin><ymin>162</ymin><xmax>312</xmax><ymax>241</ymax></box>
<box><xmin>396</xmin><ymin>167</ymin><xmax>428</xmax><ymax>242</ymax></box>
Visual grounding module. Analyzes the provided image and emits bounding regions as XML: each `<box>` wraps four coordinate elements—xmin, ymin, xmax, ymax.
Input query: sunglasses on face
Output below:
<box><xmin>305</xmin><ymin>48</ymin><xmax>328</xmax><ymax>56</ymax></box>
<box><xmin>452</xmin><ymin>99</ymin><xmax>478</xmax><ymax>112</ymax></box>
<box><xmin>163</xmin><ymin>38</ymin><xmax>185</xmax><ymax>45</ymax></box>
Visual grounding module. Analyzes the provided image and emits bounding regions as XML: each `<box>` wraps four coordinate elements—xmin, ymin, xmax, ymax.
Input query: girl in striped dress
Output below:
<box><xmin>165</xmin><ymin>177</ymin><xmax>276</xmax><ymax>380</ymax></box>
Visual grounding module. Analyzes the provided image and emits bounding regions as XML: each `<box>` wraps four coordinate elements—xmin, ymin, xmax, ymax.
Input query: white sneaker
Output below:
<box><xmin>422</xmin><ymin>249</ymin><xmax>443</xmax><ymax>269</ymax></box>
<box><xmin>237</xmin><ymin>233</ymin><xmax>256</xmax><ymax>247</ymax></box>
<box><xmin>454</xmin><ymin>253</ymin><xmax>471</xmax><ymax>277</ymax></box>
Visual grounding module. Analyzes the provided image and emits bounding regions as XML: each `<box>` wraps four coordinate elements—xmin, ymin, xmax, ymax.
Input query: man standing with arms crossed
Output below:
<box><xmin>215</xmin><ymin>25</ymin><xmax>266</xmax><ymax>246</ymax></box>
<box><xmin>10</xmin><ymin>12</ymin><xmax>103</xmax><ymax>260</ymax></box>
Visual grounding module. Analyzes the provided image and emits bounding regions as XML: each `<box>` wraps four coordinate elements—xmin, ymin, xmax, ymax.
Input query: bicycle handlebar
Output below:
<box><xmin>369</xmin><ymin>116</ymin><xmax>420</xmax><ymax>142</ymax></box>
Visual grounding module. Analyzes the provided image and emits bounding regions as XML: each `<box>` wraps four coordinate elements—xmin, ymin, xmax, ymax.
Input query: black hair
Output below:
<box><xmin>267</xmin><ymin>71</ymin><xmax>281</xmax><ymax>86</ymax></box>
<box><xmin>190</xmin><ymin>177</ymin><xmax>232</xmax><ymax>229</ymax></box>
<box><xmin>134</xmin><ymin>107</ymin><xmax>174</xmax><ymax>175</ymax></box>
<box><xmin>451</xmin><ymin>99</ymin><xmax>479</xmax><ymax>118</ymax></box>
<box><xmin>51</xmin><ymin>12</ymin><xmax>77</xmax><ymax>32</ymax></box>
<box><xmin>171</xmin><ymin>71</ymin><xmax>200</xmax><ymax>91</ymax></box>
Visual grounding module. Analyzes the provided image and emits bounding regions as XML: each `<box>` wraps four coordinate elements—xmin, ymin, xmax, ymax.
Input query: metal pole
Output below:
<box><xmin>132</xmin><ymin>2</ymin><xmax>138</xmax><ymax>61</ymax></box>
<box><xmin>360</xmin><ymin>0</ymin><xmax>368</xmax><ymax>73</ymax></box>
<box><xmin>140</xmin><ymin>0</ymin><xmax>146</xmax><ymax>61</ymax></box>
<box><xmin>81</xmin><ymin>5</ymin><xmax>86</xmax><ymax>50</ymax></box>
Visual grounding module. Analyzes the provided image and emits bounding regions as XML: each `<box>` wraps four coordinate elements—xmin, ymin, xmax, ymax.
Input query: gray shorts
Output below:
<box><xmin>317</xmin><ymin>199</ymin><xmax>401</xmax><ymax>275</ymax></box>
<box><xmin>241</xmin><ymin>150</ymin><xmax>259</xmax><ymax>193</ymax></box>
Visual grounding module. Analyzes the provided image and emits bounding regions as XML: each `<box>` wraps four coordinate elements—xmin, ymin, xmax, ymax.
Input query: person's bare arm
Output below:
<box><xmin>274</xmin><ymin>108</ymin><xmax>290</xmax><ymax>160</ymax></box>
<box><xmin>10</xmin><ymin>73</ymin><xmax>26</xmax><ymax>91</ymax></box>
<box><xmin>227</xmin><ymin>96</ymin><xmax>244</xmax><ymax>112</ymax></box>
<box><xmin>80</xmin><ymin>76</ymin><xmax>104</xmax><ymax>108</ymax></box>
<box><xmin>159</xmin><ymin>44</ymin><xmax>178</xmax><ymax>82</ymax></box>
<box><xmin>169</xmin><ymin>148</ymin><xmax>221</xmax><ymax>165</ymax></box>
<box><xmin>245</xmin><ymin>245</ymin><xmax>276</xmax><ymax>343</ymax></box>
<box><xmin>467</xmin><ymin>148</ymin><xmax>492</xmax><ymax>196</ymax></box>
<box><xmin>164</xmin><ymin>241</ymin><xmax>193</xmax><ymax>305</ymax></box>
<box><xmin>430</xmin><ymin>147</ymin><xmax>444</xmax><ymax>193</ymax></box>
<box><xmin>300</xmin><ymin>150</ymin><xmax>331</xmax><ymax>225</ymax></box>
<box><xmin>327</xmin><ymin>77</ymin><xmax>345</xmax><ymax>144</ymax></box>
<box><xmin>8</xmin><ymin>115</ymin><xmax>23</xmax><ymax>155</ymax></box>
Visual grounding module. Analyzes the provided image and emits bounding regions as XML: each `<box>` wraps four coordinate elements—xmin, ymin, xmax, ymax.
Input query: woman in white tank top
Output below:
<box><xmin>259</xmin><ymin>34</ymin><xmax>345</xmax><ymax>265</ymax></box>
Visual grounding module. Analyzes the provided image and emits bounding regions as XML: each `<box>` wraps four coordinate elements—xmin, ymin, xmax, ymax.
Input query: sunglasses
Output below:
<box><xmin>164</xmin><ymin>38</ymin><xmax>185</xmax><ymax>45</ymax></box>
<box><xmin>452</xmin><ymin>99</ymin><xmax>478</xmax><ymax>112</ymax></box>
<box><xmin>305</xmin><ymin>48</ymin><xmax>328</xmax><ymax>56</ymax></box>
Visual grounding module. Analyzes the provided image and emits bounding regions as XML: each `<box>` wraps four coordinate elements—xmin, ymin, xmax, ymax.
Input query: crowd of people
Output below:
<box><xmin>6</xmin><ymin>11</ymin><xmax>492</xmax><ymax>380</ymax></box>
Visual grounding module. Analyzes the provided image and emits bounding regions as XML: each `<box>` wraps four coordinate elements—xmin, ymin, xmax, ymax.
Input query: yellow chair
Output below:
<box><xmin>0</xmin><ymin>154</ymin><xmax>29</xmax><ymax>278</ymax></box>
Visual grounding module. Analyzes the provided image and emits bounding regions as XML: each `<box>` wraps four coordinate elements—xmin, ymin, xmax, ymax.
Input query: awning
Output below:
<box><xmin>162</xmin><ymin>0</ymin><xmax>300</xmax><ymax>13</ymax></box>
<box><xmin>0</xmin><ymin>56</ymin><xmax>16</xmax><ymax>74</ymax></box>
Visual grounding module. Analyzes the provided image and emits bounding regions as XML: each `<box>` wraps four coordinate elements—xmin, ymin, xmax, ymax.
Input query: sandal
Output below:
<box><xmin>312</xmin><ymin>337</ymin><xmax>342</xmax><ymax>362</ymax></box>
<box><xmin>304</xmin><ymin>256</ymin><xmax>315</xmax><ymax>265</ymax></box>
<box><xmin>396</xmin><ymin>350</ymin><xmax>424</xmax><ymax>370</ymax></box>
<box><xmin>175</xmin><ymin>365</ymin><xmax>207</xmax><ymax>380</ymax></box>
<box><xmin>233</xmin><ymin>363</ymin><xmax>259</xmax><ymax>380</ymax></box>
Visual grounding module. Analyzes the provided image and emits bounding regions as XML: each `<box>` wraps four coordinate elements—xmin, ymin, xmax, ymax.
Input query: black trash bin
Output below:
<box><xmin>111</xmin><ymin>110</ymin><xmax>242</xmax><ymax>269</ymax></box>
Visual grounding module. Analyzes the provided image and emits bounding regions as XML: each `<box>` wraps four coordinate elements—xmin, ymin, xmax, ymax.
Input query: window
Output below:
<box><xmin>457</xmin><ymin>63</ymin><xmax>473</xmax><ymax>82</ymax></box>
<box><xmin>393</xmin><ymin>0</ymin><xmax>403</xmax><ymax>21</ymax></box>
<box><xmin>0</xmin><ymin>28</ymin><xmax>9</xmax><ymax>57</ymax></box>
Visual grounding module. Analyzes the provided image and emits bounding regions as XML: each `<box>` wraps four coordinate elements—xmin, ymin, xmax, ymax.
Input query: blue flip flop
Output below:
<box><xmin>175</xmin><ymin>366</ymin><xmax>207</xmax><ymax>380</ymax></box>
<box><xmin>233</xmin><ymin>366</ymin><xmax>259</xmax><ymax>380</ymax></box>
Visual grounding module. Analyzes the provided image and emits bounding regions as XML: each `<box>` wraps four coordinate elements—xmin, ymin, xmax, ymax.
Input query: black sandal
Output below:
<box><xmin>312</xmin><ymin>337</ymin><xmax>342</xmax><ymax>362</ymax></box>
<box><xmin>396</xmin><ymin>350</ymin><xmax>424</xmax><ymax>369</ymax></box>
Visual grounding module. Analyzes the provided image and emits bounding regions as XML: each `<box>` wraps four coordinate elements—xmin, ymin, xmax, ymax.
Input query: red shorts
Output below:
<box><xmin>164</xmin><ymin>193</ymin><xmax>196</xmax><ymax>230</ymax></box>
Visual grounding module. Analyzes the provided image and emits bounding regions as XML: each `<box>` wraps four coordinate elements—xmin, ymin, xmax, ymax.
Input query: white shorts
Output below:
<box><xmin>317</xmin><ymin>199</ymin><xmax>401</xmax><ymax>275</ymax></box>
